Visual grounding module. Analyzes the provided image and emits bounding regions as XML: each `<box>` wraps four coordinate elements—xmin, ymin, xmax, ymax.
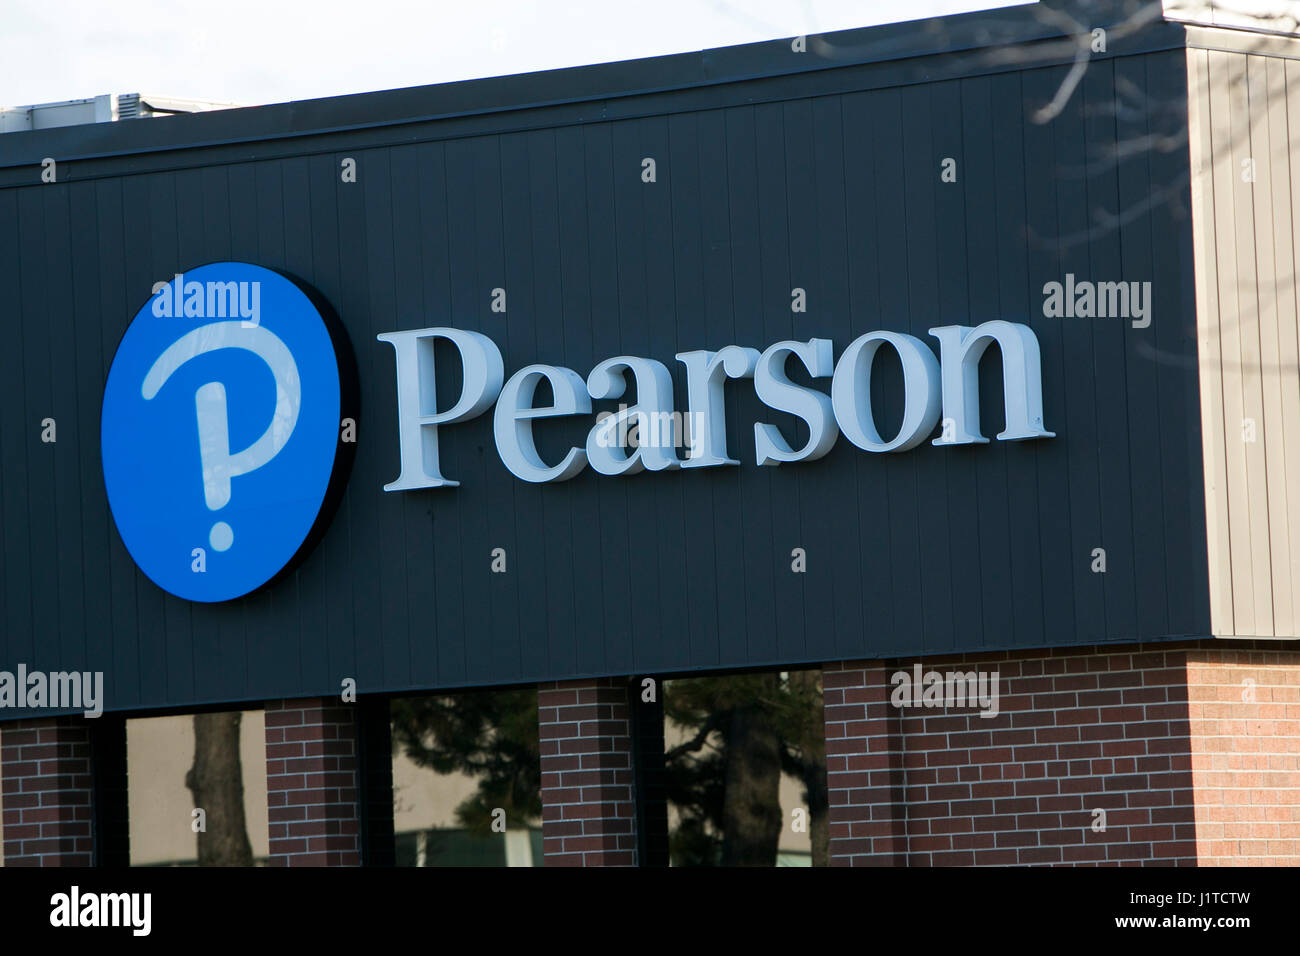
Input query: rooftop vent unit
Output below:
<box><xmin>0</xmin><ymin>93</ymin><xmax>240</xmax><ymax>133</ymax></box>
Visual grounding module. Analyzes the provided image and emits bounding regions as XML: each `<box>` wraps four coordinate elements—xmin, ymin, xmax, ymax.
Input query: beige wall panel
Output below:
<box><xmin>1190</xmin><ymin>47</ymin><xmax>1239</xmax><ymax>636</ymax></box>
<box><xmin>1189</xmin><ymin>45</ymin><xmax>1300</xmax><ymax>639</ymax></box>
<box><xmin>1252</xmin><ymin>55</ymin><xmax>1296</xmax><ymax>634</ymax></box>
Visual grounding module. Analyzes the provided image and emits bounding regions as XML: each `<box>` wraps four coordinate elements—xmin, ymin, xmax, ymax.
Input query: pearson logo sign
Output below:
<box><xmin>377</xmin><ymin>320</ymin><xmax>1054</xmax><ymax>490</ymax></box>
<box><xmin>101</xmin><ymin>263</ymin><xmax>356</xmax><ymax>603</ymax></box>
<box><xmin>103</xmin><ymin>262</ymin><xmax>1054</xmax><ymax>605</ymax></box>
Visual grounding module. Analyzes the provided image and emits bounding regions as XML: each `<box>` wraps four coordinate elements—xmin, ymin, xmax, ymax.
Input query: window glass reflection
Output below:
<box><xmin>390</xmin><ymin>689</ymin><xmax>541</xmax><ymax>866</ymax></box>
<box><xmin>664</xmin><ymin>669</ymin><xmax>827</xmax><ymax>866</ymax></box>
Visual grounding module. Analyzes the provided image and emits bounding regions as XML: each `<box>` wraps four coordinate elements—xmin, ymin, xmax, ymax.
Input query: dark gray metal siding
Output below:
<box><xmin>0</xmin><ymin>42</ymin><xmax>1211</xmax><ymax>717</ymax></box>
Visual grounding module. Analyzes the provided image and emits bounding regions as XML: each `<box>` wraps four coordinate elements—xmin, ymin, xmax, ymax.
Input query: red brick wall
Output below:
<box><xmin>538</xmin><ymin>679</ymin><xmax>637</xmax><ymax>866</ymax></box>
<box><xmin>264</xmin><ymin>699</ymin><xmax>361</xmax><ymax>866</ymax></box>
<box><xmin>822</xmin><ymin>663</ymin><xmax>908</xmax><ymax>863</ymax></box>
<box><xmin>1186</xmin><ymin>646</ymin><xmax>1300</xmax><ymax>864</ymax></box>
<box><xmin>823</xmin><ymin>643</ymin><xmax>1300</xmax><ymax>866</ymax></box>
<box><xmin>0</xmin><ymin>718</ymin><xmax>94</xmax><ymax>866</ymax></box>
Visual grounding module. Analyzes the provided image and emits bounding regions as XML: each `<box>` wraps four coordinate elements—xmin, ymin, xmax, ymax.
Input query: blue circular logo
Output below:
<box><xmin>101</xmin><ymin>262</ymin><xmax>354</xmax><ymax>603</ymax></box>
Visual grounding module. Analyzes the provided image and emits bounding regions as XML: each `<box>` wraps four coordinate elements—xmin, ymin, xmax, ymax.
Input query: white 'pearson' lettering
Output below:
<box><xmin>377</xmin><ymin>321</ymin><xmax>1054</xmax><ymax>490</ymax></box>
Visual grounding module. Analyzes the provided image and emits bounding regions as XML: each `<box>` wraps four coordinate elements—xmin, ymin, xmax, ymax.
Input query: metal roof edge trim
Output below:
<box><xmin>1182</xmin><ymin>22</ymin><xmax>1300</xmax><ymax>58</ymax></box>
<box><xmin>0</xmin><ymin>2</ymin><xmax>1178</xmax><ymax>170</ymax></box>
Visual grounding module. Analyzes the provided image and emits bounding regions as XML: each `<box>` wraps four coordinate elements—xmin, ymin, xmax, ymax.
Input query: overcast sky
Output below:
<box><xmin>2</xmin><ymin>1</ymin><xmax>1029</xmax><ymax>109</ymax></box>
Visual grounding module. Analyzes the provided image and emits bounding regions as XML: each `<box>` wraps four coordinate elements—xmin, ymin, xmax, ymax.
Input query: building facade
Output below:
<box><xmin>1</xmin><ymin>0</ymin><xmax>1299</xmax><ymax>866</ymax></box>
